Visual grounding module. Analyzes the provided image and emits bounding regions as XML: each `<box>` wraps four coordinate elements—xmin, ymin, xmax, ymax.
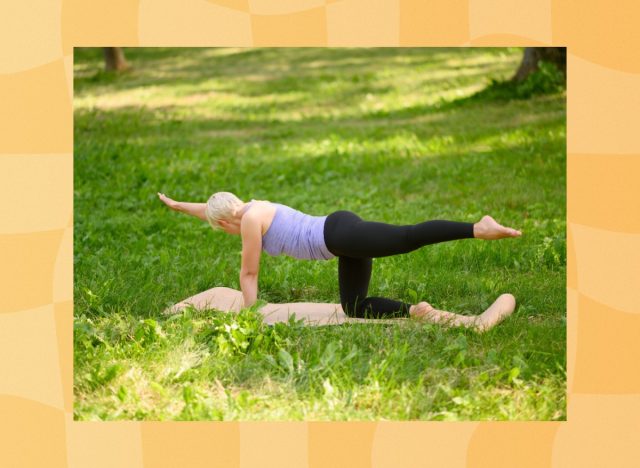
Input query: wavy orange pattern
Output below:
<box><xmin>1</xmin><ymin>0</ymin><xmax>639</xmax><ymax>466</ymax></box>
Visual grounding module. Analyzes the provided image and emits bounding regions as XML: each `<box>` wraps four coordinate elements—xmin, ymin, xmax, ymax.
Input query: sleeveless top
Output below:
<box><xmin>242</xmin><ymin>200</ymin><xmax>335</xmax><ymax>261</ymax></box>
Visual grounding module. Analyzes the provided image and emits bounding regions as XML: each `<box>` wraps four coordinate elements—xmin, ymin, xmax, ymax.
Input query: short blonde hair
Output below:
<box><xmin>205</xmin><ymin>192</ymin><xmax>244</xmax><ymax>230</ymax></box>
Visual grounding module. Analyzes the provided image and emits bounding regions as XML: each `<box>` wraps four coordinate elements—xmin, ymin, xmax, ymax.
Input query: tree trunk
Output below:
<box><xmin>103</xmin><ymin>47</ymin><xmax>129</xmax><ymax>72</ymax></box>
<box><xmin>512</xmin><ymin>47</ymin><xmax>566</xmax><ymax>82</ymax></box>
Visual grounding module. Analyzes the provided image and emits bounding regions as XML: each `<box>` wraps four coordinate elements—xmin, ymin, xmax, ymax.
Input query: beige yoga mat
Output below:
<box><xmin>164</xmin><ymin>287</ymin><xmax>516</xmax><ymax>331</ymax></box>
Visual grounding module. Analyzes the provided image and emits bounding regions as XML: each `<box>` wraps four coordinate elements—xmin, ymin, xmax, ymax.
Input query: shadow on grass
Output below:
<box><xmin>74</xmin><ymin>90</ymin><xmax>564</xmax><ymax>167</ymax></box>
<box><xmin>441</xmin><ymin>61</ymin><xmax>566</xmax><ymax>112</ymax></box>
<box><xmin>74</xmin><ymin>47</ymin><xmax>519</xmax><ymax>100</ymax></box>
<box><xmin>74</xmin><ymin>48</ymin><xmax>562</xmax><ymax>158</ymax></box>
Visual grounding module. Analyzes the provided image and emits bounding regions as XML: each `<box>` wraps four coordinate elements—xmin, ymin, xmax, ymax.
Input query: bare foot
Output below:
<box><xmin>473</xmin><ymin>215</ymin><xmax>522</xmax><ymax>240</ymax></box>
<box><xmin>409</xmin><ymin>294</ymin><xmax>516</xmax><ymax>331</ymax></box>
<box><xmin>410</xmin><ymin>301</ymin><xmax>478</xmax><ymax>328</ymax></box>
<box><xmin>475</xmin><ymin>293</ymin><xmax>516</xmax><ymax>332</ymax></box>
<box><xmin>409</xmin><ymin>301</ymin><xmax>435</xmax><ymax>318</ymax></box>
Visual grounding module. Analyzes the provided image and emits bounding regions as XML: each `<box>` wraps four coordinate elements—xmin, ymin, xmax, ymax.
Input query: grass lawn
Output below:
<box><xmin>73</xmin><ymin>47</ymin><xmax>566</xmax><ymax>420</ymax></box>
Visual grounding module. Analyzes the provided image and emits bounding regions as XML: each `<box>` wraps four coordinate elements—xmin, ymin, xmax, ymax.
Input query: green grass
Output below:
<box><xmin>73</xmin><ymin>47</ymin><xmax>566</xmax><ymax>421</ymax></box>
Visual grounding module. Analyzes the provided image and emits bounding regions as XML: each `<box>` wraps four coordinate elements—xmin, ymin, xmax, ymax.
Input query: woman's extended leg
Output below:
<box><xmin>324</xmin><ymin>211</ymin><xmax>521</xmax><ymax>259</ymax></box>
<box><xmin>324</xmin><ymin>211</ymin><xmax>475</xmax><ymax>259</ymax></box>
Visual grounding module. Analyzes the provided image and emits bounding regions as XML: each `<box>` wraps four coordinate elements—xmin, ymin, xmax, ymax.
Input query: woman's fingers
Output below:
<box><xmin>158</xmin><ymin>193</ymin><xmax>174</xmax><ymax>208</ymax></box>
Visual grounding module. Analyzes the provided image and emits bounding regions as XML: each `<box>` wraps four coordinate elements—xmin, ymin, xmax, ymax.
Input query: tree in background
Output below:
<box><xmin>512</xmin><ymin>47</ymin><xmax>566</xmax><ymax>82</ymax></box>
<box><xmin>103</xmin><ymin>47</ymin><xmax>129</xmax><ymax>72</ymax></box>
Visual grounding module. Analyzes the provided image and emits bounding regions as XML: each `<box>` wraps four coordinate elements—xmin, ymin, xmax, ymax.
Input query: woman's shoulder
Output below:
<box><xmin>243</xmin><ymin>199</ymin><xmax>273</xmax><ymax>215</ymax></box>
<box><xmin>250</xmin><ymin>199</ymin><xmax>278</xmax><ymax>210</ymax></box>
<box><xmin>242</xmin><ymin>200</ymin><xmax>277</xmax><ymax>235</ymax></box>
<box><xmin>253</xmin><ymin>199</ymin><xmax>292</xmax><ymax>213</ymax></box>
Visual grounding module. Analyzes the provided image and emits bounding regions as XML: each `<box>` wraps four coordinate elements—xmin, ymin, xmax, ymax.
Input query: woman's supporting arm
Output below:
<box><xmin>239</xmin><ymin>211</ymin><xmax>263</xmax><ymax>307</ymax></box>
<box><xmin>240</xmin><ymin>272</ymin><xmax>258</xmax><ymax>307</ymax></box>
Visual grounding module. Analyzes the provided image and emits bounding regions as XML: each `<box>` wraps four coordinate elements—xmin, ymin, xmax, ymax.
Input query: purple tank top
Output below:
<box><xmin>244</xmin><ymin>201</ymin><xmax>335</xmax><ymax>261</ymax></box>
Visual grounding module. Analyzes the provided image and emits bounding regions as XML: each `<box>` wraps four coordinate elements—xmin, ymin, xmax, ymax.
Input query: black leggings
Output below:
<box><xmin>323</xmin><ymin>211</ymin><xmax>475</xmax><ymax>319</ymax></box>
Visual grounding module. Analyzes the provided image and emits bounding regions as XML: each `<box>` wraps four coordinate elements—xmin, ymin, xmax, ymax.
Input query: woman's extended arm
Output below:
<box><xmin>239</xmin><ymin>212</ymin><xmax>262</xmax><ymax>307</ymax></box>
<box><xmin>158</xmin><ymin>193</ymin><xmax>207</xmax><ymax>222</ymax></box>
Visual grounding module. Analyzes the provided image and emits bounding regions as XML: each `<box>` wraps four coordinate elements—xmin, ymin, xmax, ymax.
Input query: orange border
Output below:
<box><xmin>2</xmin><ymin>0</ymin><xmax>640</xmax><ymax>466</ymax></box>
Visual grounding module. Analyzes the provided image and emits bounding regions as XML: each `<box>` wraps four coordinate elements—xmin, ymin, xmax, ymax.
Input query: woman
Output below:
<box><xmin>157</xmin><ymin>191</ymin><xmax>522</xmax><ymax>320</ymax></box>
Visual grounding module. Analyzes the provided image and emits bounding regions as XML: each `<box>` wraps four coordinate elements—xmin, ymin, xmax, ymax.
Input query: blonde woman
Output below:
<box><xmin>158</xmin><ymin>192</ymin><xmax>521</xmax><ymax>321</ymax></box>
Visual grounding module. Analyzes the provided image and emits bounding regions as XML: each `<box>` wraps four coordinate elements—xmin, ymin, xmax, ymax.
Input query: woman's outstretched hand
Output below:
<box><xmin>157</xmin><ymin>192</ymin><xmax>181</xmax><ymax>212</ymax></box>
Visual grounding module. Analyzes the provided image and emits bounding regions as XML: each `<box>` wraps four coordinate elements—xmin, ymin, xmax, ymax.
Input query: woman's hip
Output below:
<box><xmin>324</xmin><ymin>210</ymin><xmax>362</xmax><ymax>256</ymax></box>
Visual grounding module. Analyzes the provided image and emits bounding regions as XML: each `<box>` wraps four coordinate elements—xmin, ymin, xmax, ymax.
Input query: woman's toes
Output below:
<box><xmin>506</xmin><ymin>227</ymin><xmax>522</xmax><ymax>237</ymax></box>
